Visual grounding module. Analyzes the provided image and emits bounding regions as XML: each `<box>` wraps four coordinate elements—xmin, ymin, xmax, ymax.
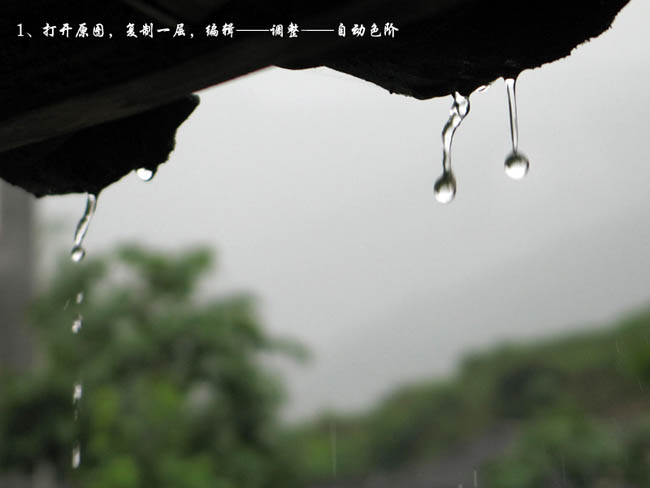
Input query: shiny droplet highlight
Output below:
<box><xmin>73</xmin><ymin>382</ymin><xmax>83</xmax><ymax>404</ymax></box>
<box><xmin>136</xmin><ymin>167</ymin><xmax>155</xmax><ymax>181</ymax></box>
<box><xmin>72</xmin><ymin>443</ymin><xmax>81</xmax><ymax>469</ymax></box>
<box><xmin>72</xmin><ymin>314</ymin><xmax>82</xmax><ymax>334</ymax></box>
<box><xmin>504</xmin><ymin>152</ymin><xmax>530</xmax><ymax>180</ymax></box>
<box><xmin>433</xmin><ymin>172</ymin><xmax>457</xmax><ymax>204</ymax></box>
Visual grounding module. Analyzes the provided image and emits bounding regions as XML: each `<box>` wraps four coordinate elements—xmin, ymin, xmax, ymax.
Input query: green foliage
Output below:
<box><xmin>483</xmin><ymin>414</ymin><xmax>650</xmax><ymax>487</ymax></box>
<box><xmin>0</xmin><ymin>245</ymin><xmax>303</xmax><ymax>488</ymax></box>
<box><xmin>3</xmin><ymin>243</ymin><xmax>650</xmax><ymax>487</ymax></box>
<box><xmin>287</xmin><ymin>309</ymin><xmax>650</xmax><ymax>483</ymax></box>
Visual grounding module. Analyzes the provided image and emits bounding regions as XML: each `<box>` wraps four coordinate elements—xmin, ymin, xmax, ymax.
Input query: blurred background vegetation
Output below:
<box><xmin>1</xmin><ymin>244</ymin><xmax>649</xmax><ymax>487</ymax></box>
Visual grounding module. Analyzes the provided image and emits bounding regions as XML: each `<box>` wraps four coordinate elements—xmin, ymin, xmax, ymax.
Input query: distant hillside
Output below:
<box><xmin>283</xmin><ymin>307</ymin><xmax>650</xmax><ymax>487</ymax></box>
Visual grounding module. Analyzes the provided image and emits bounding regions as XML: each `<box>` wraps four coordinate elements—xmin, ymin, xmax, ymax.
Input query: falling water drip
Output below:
<box><xmin>136</xmin><ymin>167</ymin><xmax>155</xmax><ymax>182</ymax></box>
<box><xmin>504</xmin><ymin>77</ymin><xmax>530</xmax><ymax>180</ymax></box>
<box><xmin>69</xmin><ymin>198</ymin><xmax>95</xmax><ymax>471</ymax></box>
<box><xmin>434</xmin><ymin>92</ymin><xmax>470</xmax><ymax>204</ymax></box>
<box><xmin>73</xmin><ymin>382</ymin><xmax>83</xmax><ymax>405</ymax></box>
<box><xmin>72</xmin><ymin>381</ymin><xmax>82</xmax><ymax>421</ymax></box>
<box><xmin>71</xmin><ymin>314</ymin><xmax>82</xmax><ymax>334</ymax></box>
<box><xmin>70</xmin><ymin>194</ymin><xmax>97</xmax><ymax>262</ymax></box>
<box><xmin>71</xmin><ymin>443</ymin><xmax>81</xmax><ymax>469</ymax></box>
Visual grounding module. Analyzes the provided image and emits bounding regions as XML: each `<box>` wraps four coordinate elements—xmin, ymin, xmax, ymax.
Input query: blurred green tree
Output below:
<box><xmin>0</xmin><ymin>245</ymin><xmax>305</xmax><ymax>488</ymax></box>
<box><xmin>483</xmin><ymin>414</ymin><xmax>625</xmax><ymax>487</ymax></box>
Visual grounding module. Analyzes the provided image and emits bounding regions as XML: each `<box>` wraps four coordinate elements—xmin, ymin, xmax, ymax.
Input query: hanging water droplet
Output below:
<box><xmin>434</xmin><ymin>92</ymin><xmax>470</xmax><ymax>204</ymax></box>
<box><xmin>72</xmin><ymin>443</ymin><xmax>81</xmax><ymax>469</ymax></box>
<box><xmin>72</xmin><ymin>314</ymin><xmax>83</xmax><ymax>334</ymax></box>
<box><xmin>136</xmin><ymin>167</ymin><xmax>155</xmax><ymax>182</ymax></box>
<box><xmin>70</xmin><ymin>194</ymin><xmax>97</xmax><ymax>263</ymax></box>
<box><xmin>433</xmin><ymin>172</ymin><xmax>457</xmax><ymax>204</ymax></box>
<box><xmin>504</xmin><ymin>152</ymin><xmax>530</xmax><ymax>180</ymax></box>
<box><xmin>504</xmin><ymin>77</ymin><xmax>530</xmax><ymax>180</ymax></box>
<box><xmin>72</xmin><ymin>382</ymin><xmax>83</xmax><ymax>405</ymax></box>
<box><xmin>71</xmin><ymin>247</ymin><xmax>85</xmax><ymax>263</ymax></box>
<box><xmin>76</xmin><ymin>292</ymin><xmax>84</xmax><ymax>305</ymax></box>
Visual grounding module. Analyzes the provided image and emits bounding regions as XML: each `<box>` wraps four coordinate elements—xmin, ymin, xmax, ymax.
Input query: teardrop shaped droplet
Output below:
<box><xmin>504</xmin><ymin>77</ymin><xmax>530</xmax><ymax>180</ymax></box>
<box><xmin>433</xmin><ymin>172</ymin><xmax>457</xmax><ymax>204</ymax></box>
<box><xmin>136</xmin><ymin>167</ymin><xmax>155</xmax><ymax>182</ymax></box>
<box><xmin>70</xmin><ymin>194</ymin><xmax>97</xmax><ymax>263</ymax></box>
<box><xmin>72</xmin><ymin>443</ymin><xmax>81</xmax><ymax>469</ymax></box>
<box><xmin>72</xmin><ymin>314</ymin><xmax>83</xmax><ymax>334</ymax></box>
<box><xmin>504</xmin><ymin>152</ymin><xmax>530</xmax><ymax>180</ymax></box>
<box><xmin>434</xmin><ymin>92</ymin><xmax>470</xmax><ymax>204</ymax></box>
<box><xmin>76</xmin><ymin>291</ymin><xmax>84</xmax><ymax>305</ymax></box>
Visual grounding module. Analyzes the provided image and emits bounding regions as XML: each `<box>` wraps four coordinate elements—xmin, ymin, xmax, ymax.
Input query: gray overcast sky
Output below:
<box><xmin>39</xmin><ymin>0</ymin><xmax>650</xmax><ymax>419</ymax></box>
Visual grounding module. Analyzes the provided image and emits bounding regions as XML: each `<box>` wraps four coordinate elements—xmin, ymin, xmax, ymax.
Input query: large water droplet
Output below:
<box><xmin>72</xmin><ymin>315</ymin><xmax>83</xmax><ymax>334</ymax></box>
<box><xmin>434</xmin><ymin>172</ymin><xmax>457</xmax><ymax>204</ymax></box>
<box><xmin>72</xmin><ymin>444</ymin><xmax>81</xmax><ymax>469</ymax></box>
<box><xmin>434</xmin><ymin>92</ymin><xmax>470</xmax><ymax>204</ymax></box>
<box><xmin>504</xmin><ymin>152</ymin><xmax>530</xmax><ymax>180</ymax></box>
<box><xmin>70</xmin><ymin>194</ymin><xmax>97</xmax><ymax>263</ymax></box>
<box><xmin>136</xmin><ymin>167</ymin><xmax>155</xmax><ymax>182</ymax></box>
<box><xmin>76</xmin><ymin>292</ymin><xmax>84</xmax><ymax>305</ymax></box>
<box><xmin>504</xmin><ymin>77</ymin><xmax>530</xmax><ymax>180</ymax></box>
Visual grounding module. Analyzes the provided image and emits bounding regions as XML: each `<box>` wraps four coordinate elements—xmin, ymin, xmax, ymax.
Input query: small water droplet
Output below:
<box><xmin>434</xmin><ymin>172</ymin><xmax>457</xmax><ymax>204</ymax></box>
<box><xmin>136</xmin><ymin>167</ymin><xmax>155</xmax><ymax>181</ymax></box>
<box><xmin>70</xmin><ymin>194</ymin><xmax>97</xmax><ymax>263</ymax></box>
<box><xmin>76</xmin><ymin>292</ymin><xmax>84</xmax><ymax>304</ymax></box>
<box><xmin>72</xmin><ymin>443</ymin><xmax>81</xmax><ymax>469</ymax></box>
<box><xmin>434</xmin><ymin>92</ymin><xmax>470</xmax><ymax>204</ymax></box>
<box><xmin>504</xmin><ymin>77</ymin><xmax>530</xmax><ymax>180</ymax></box>
<box><xmin>73</xmin><ymin>382</ymin><xmax>83</xmax><ymax>404</ymax></box>
<box><xmin>504</xmin><ymin>152</ymin><xmax>529</xmax><ymax>180</ymax></box>
<box><xmin>72</xmin><ymin>315</ymin><xmax>83</xmax><ymax>334</ymax></box>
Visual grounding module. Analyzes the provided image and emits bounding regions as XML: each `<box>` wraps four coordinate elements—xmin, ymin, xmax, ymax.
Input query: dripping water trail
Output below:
<box><xmin>69</xmin><ymin>194</ymin><xmax>97</xmax><ymax>470</ymax></box>
<box><xmin>71</xmin><ymin>194</ymin><xmax>97</xmax><ymax>263</ymax></box>
<box><xmin>434</xmin><ymin>92</ymin><xmax>470</xmax><ymax>204</ymax></box>
<box><xmin>70</xmin><ymin>288</ymin><xmax>84</xmax><ymax>469</ymax></box>
<box><xmin>504</xmin><ymin>78</ymin><xmax>530</xmax><ymax>180</ymax></box>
